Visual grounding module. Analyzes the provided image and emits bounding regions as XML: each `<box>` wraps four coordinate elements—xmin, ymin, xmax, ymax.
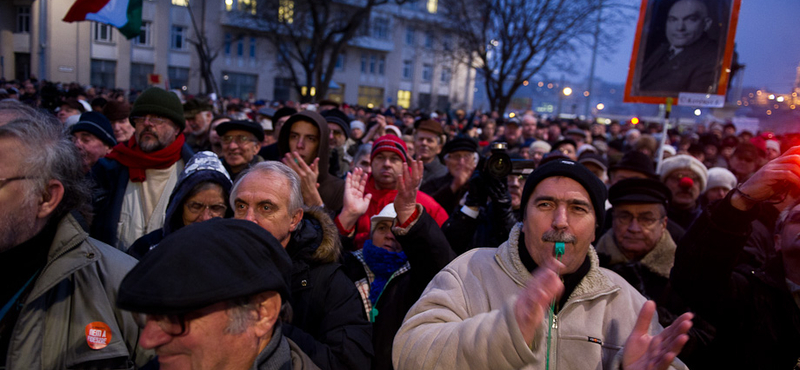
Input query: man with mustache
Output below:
<box><xmin>90</xmin><ymin>87</ymin><xmax>194</xmax><ymax>251</ymax></box>
<box><xmin>394</xmin><ymin>158</ymin><xmax>694</xmax><ymax>370</ymax></box>
<box><xmin>659</xmin><ymin>154</ymin><xmax>708</xmax><ymax>229</ymax></box>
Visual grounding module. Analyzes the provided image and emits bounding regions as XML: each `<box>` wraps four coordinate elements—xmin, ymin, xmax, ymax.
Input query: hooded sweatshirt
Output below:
<box><xmin>127</xmin><ymin>151</ymin><xmax>233</xmax><ymax>259</ymax></box>
<box><xmin>278</xmin><ymin>111</ymin><xmax>345</xmax><ymax>213</ymax></box>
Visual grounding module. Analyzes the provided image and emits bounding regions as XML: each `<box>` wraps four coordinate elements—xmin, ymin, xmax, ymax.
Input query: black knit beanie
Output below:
<box><xmin>520</xmin><ymin>158</ymin><xmax>608</xmax><ymax>228</ymax></box>
<box><xmin>130</xmin><ymin>87</ymin><xmax>186</xmax><ymax>132</ymax></box>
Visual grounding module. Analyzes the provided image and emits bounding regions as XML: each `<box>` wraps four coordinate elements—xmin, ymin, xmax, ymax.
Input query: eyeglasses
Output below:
<box><xmin>131</xmin><ymin>115</ymin><xmax>171</xmax><ymax>126</ymax></box>
<box><xmin>0</xmin><ymin>176</ymin><xmax>33</xmax><ymax>190</ymax></box>
<box><xmin>185</xmin><ymin>201</ymin><xmax>227</xmax><ymax>216</ymax></box>
<box><xmin>135</xmin><ymin>313</ymin><xmax>187</xmax><ymax>336</ymax></box>
<box><xmin>221</xmin><ymin>135</ymin><xmax>255</xmax><ymax>145</ymax></box>
<box><xmin>613</xmin><ymin>212</ymin><xmax>663</xmax><ymax>227</ymax></box>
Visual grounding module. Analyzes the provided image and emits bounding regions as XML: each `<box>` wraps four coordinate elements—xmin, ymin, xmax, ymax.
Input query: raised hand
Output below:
<box><xmin>282</xmin><ymin>151</ymin><xmax>323</xmax><ymax>207</ymax></box>
<box><xmin>395</xmin><ymin>160</ymin><xmax>423</xmax><ymax>224</ymax></box>
<box><xmin>622</xmin><ymin>301</ymin><xmax>693</xmax><ymax>370</ymax></box>
<box><xmin>338</xmin><ymin>167</ymin><xmax>372</xmax><ymax>231</ymax></box>
<box><xmin>514</xmin><ymin>257</ymin><xmax>565</xmax><ymax>345</ymax></box>
<box><xmin>732</xmin><ymin>146</ymin><xmax>800</xmax><ymax>210</ymax></box>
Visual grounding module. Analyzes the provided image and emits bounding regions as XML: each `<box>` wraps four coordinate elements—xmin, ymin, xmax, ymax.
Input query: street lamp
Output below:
<box><xmin>596</xmin><ymin>103</ymin><xmax>605</xmax><ymax>111</ymax></box>
<box><xmin>563</xmin><ymin>87</ymin><xmax>573</xmax><ymax>96</ymax></box>
<box><xmin>557</xmin><ymin>86</ymin><xmax>572</xmax><ymax>116</ymax></box>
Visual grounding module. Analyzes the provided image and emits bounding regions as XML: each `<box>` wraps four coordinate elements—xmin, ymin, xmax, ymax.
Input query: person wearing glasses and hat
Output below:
<box><xmin>216</xmin><ymin>120</ymin><xmax>265</xmax><ymax>181</ymax></box>
<box><xmin>90</xmin><ymin>87</ymin><xmax>194</xmax><ymax>252</ymax></box>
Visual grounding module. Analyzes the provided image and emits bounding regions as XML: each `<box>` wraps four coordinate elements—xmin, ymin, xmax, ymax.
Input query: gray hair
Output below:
<box><xmin>225</xmin><ymin>295</ymin><xmax>292</xmax><ymax>334</ymax></box>
<box><xmin>353</xmin><ymin>143</ymin><xmax>372</xmax><ymax>162</ymax></box>
<box><xmin>0</xmin><ymin>112</ymin><xmax>91</xmax><ymax>222</ymax></box>
<box><xmin>231</xmin><ymin>161</ymin><xmax>303</xmax><ymax>213</ymax></box>
<box><xmin>0</xmin><ymin>100</ymin><xmax>46</xmax><ymax>126</ymax></box>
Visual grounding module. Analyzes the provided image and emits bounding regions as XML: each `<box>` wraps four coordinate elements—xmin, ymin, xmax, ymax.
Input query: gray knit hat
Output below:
<box><xmin>130</xmin><ymin>87</ymin><xmax>185</xmax><ymax>132</ymax></box>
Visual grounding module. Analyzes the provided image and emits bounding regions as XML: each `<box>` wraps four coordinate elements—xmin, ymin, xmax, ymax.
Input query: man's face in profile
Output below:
<box><xmin>666</xmin><ymin>0</ymin><xmax>712</xmax><ymax>48</ymax></box>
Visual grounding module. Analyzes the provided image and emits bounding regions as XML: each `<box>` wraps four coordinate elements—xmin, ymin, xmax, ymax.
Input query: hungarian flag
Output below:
<box><xmin>63</xmin><ymin>0</ymin><xmax>143</xmax><ymax>39</ymax></box>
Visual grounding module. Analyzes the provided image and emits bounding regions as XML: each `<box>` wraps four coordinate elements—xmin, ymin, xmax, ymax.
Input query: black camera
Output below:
<box><xmin>481</xmin><ymin>142</ymin><xmax>536</xmax><ymax>179</ymax></box>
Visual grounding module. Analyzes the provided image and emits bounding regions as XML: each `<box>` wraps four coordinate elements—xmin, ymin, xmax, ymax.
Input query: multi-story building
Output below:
<box><xmin>0</xmin><ymin>0</ymin><xmax>475</xmax><ymax>111</ymax></box>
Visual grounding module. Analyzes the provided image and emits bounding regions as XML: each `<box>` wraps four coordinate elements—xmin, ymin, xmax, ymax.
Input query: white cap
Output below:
<box><xmin>370</xmin><ymin>203</ymin><xmax>397</xmax><ymax>233</ymax></box>
<box><xmin>706</xmin><ymin>167</ymin><xmax>737</xmax><ymax>193</ymax></box>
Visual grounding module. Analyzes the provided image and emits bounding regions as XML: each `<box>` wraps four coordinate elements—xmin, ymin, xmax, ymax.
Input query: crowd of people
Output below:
<box><xmin>1</xmin><ymin>77</ymin><xmax>799</xmax><ymax>370</ymax></box>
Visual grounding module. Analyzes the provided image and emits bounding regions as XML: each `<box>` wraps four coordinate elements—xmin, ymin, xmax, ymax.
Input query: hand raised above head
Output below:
<box><xmin>732</xmin><ymin>146</ymin><xmax>800</xmax><ymax>211</ymax></box>
<box><xmin>338</xmin><ymin>167</ymin><xmax>372</xmax><ymax>231</ymax></box>
<box><xmin>395</xmin><ymin>159</ymin><xmax>423</xmax><ymax>224</ymax></box>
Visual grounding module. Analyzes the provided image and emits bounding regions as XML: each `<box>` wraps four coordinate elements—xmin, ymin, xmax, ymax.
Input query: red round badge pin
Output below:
<box><xmin>85</xmin><ymin>322</ymin><xmax>112</xmax><ymax>350</ymax></box>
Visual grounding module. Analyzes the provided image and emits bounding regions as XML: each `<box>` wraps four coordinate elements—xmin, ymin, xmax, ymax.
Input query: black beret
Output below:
<box><xmin>321</xmin><ymin>108</ymin><xmax>351</xmax><ymax>139</ymax></box>
<box><xmin>520</xmin><ymin>158</ymin><xmax>608</xmax><ymax>228</ymax></box>
<box><xmin>608</xmin><ymin>151</ymin><xmax>657</xmax><ymax>179</ymax></box>
<box><xmin>117</xmin><ymin>218</ymin><xmax>292</xmax><ymax>314</ymax></box>
<box><xmin>553</xmin><ymin>138</ymin><xmax>578</xmax><ymax>150</ymax></box>
<box><xmin>443</xmin><ymin>137</ymin><xmax>478</xmax><ymax>155</ymax></box>
<box><xmin>608</xmin><ymin>178</ymin><xmax>671</xmax><ymax>207</ymax></box>
<box><xmin>215</xmin><ymin>120</ymin><xmax>265</xmax><ymax>143</ymax></box>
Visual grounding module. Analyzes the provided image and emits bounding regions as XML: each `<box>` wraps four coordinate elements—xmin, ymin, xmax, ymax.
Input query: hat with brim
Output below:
<box><xmin>443</xmin><ymin>137</ymin><xmax>478</xmax><ymax>155</ymax></box>
<box><xmin>608</xmin><ymin>177</ymin><xmax>671</xmax><ymax>207</ymax></box>
<box><xmin>215</xmin><ymin>120</ymin><xmax>265</xmax><ymax>142</ymax></box>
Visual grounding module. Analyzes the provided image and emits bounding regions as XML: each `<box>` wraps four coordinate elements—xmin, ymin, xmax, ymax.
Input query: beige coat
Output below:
<box><xmin>393</xmin><ymin>223</ymin><xmax>687</xmax><ymax>370</ymax></box>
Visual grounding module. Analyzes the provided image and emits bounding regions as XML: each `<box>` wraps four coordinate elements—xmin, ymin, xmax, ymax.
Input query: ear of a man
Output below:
<box><xmin>252</xmin><ymin>291</ymin><xmax>282</xmax><ymax>338</ymax></box>
<box><xmin>37</xmin><ymin>179</ymin><xmax>64</xmax><ymax>219</ymax></box>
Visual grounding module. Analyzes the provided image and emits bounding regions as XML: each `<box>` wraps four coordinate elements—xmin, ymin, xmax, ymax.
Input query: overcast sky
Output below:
<box><xmin>590</xmin><ymin>0</ymin><xmax>800</xmax><ymax>92</ymax></box>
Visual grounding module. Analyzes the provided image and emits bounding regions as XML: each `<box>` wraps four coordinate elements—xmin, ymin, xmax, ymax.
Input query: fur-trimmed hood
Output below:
<box><xmin>495</xmin><ymin>222</ymin><xmax>618</xmax><ymax>302</ymax></box>
<box><xmin>287</xmin><ymin>206</ymin><xmax>341</xmax><ymax>265</ymax></box>
<box><xmin>595</xmin><ymin>228</ymin><xmax>676</xmax><ymax>278</ymax></box>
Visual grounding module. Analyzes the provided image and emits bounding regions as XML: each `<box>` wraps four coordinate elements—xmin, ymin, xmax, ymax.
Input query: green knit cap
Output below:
<box><xmin>130</xmin><ymin>87</ymin><xmax>185</xmax><ymax>132</ymax></box>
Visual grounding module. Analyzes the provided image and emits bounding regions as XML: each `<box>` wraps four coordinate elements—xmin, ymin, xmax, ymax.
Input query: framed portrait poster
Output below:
<box><xmin>624</xmin><ymin>0</ymin><xmax>741</xmax><ymax>104</ymax></box>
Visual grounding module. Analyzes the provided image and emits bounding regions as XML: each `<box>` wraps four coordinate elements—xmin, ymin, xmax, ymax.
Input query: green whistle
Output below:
<box><xmin>555</xmin><ymin>242</ymin><xmax>565</xmax><ymax>257</ymax></box>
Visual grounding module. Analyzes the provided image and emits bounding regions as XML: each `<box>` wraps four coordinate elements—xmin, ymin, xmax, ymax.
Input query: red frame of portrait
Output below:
<box><xmin>623</xmin><ymin>0</ymin><xmax>742</xmax><ymax>104</ymax></box>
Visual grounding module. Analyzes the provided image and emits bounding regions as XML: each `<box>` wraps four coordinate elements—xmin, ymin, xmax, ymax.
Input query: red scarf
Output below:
<box><xmin>106</xmin><ymin>133</ymin><xmax>186</xmax><ymax>182</ymax></box>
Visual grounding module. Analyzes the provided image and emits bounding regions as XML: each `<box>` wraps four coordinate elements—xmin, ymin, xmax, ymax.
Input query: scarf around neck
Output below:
<box><xmin>106</xmin><ymin>133</ymin><xmax>185</xmax><ymax>182</ymax></box>
<box><xmin>362</xmin><ymin>239</ymin><xmax>407</xmax><ymax>305</ymax></box>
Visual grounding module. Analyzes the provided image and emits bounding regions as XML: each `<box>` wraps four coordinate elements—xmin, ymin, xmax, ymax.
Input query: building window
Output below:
<box><xmin>397</xmin><ymin>90</ymin><xmax>411</xmax><ymax>109</ymax></box>
<box><xmin>94</xmin><ymin>23</ymin><xmax>114</xmax><ymax>43</ymax></box>
<box><xmin>335</xmin><ymin>53</ymin><xmax>346</xmax><ymax>71</ymax></box>
<box><xmin>132</xmin><ymin>21</ymin><xmax>152</xmax><ymax>46</ymax></box>
<box><xmin>224</xmin><ymin>33</ymin><xmax>232</xmax><ymax>56</ymax></box>
<box><xmin>424</xmin><ymin>31</ymin><xmax>433</xmax><ymax>49</ymax></box>
<box><xmin>418</xmin><ymin>93</ymin><xmax>431</xmax><ymax>109</ymax></box>
<box><xmin>422</xmin><ymin>64</ymin><xmax>432</xmax><ymax>81</ymax></box>
<box><xmin>405</xmin><ymin>27</ymin><xmax>414</xmax><ymax>46</ymax></box>
<box><xmin>222</xmin><ymin>72</ymin><xmax>257</xmax><ymax>99</ymax></box>
<box><xmin>427</xmin><ymin>0</ymin><xmax>438</xmax><ymax>13</ymax></box>
<box><xmin>236</xmin><ymin>36</ymin><xmax>244</xmax><ymax>57</ymax></box>
<box><xmin>16</xmin><ymin>6</ymin><xmax>31</xmax><ymax>33</ymax></box>
<box><xmin>274</xmin><ymin>77</ymin><xmax>293</xmax><ymax>101</ymax></box>
<box><xmin>249</xmin><ymin>37</ymin><xmax>256</xmax><ymax>58</ymax></box>
<box><xmin>171</xmin><ymin>0</ymin><xmax>189</xmax><ymax>6</ymax></box>
<box><xmin>130</xmin><ymin>63</ymin><xmax>154</xmax><ymax>92</ymax></box>
<box><xmin>91</xmin><ymin>59</ymin><xmax>116</xmax><ymax>89</ymax></box>
<box><xmin>378</xmin><ymin>56</ymin><xmax>385</xmax><ymax>76</ymax></box>
<box><xmin>279</xmin><ymin>0</ymin><xmax>294</xmax><ymax>23</ymax></box>
<box><xmin>357</xmin><ymin>86</ymin><xmax>384</xmax><ymax>108</ymax></box>
<box><xmin>402</xmin><ymin>60</ymin><xmax>412</xmax><ymax>80</ymax></box>
<box><xmin>372</xmin><ymin>17</ymin><xmax>389</xmax><ymax>40</ymax></box>
<box><xmin>442</xmin><ymin>35</ymin><xmax>452</xmax><ymax>51</ymax></box>
<box><xmin>360</xmin><ymin>54</ymin><xmax>367</xmax><ymax>73</ymax></box>
<box><xmin>238</xmin><ymin>0</ymin><xmax>257</xmax><ymax>14</ymax></box>
<box><xmin>440</xmin><ymin>67</ymin><xmax>451</xmax><ymax>83</ymax></box>
<box><xmin>171</xmin><ymin>26</ymin><xmax>187</xmax><ymax>50</ymax></box>
<box><xmin>169</xmin><ymin>66</ymin><xmax>190</xmax><ymax>91</ymax></box>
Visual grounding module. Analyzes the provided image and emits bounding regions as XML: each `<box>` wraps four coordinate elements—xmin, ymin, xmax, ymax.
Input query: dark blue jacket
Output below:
<box><xmin>89</xmin><ymin>144</ymin><xmax>194</xmax><ymax>249</ymax></box>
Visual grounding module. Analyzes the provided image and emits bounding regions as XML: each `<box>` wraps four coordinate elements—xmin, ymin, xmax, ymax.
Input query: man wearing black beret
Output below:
<box><xmin>118</xmin><ymin>218</ymin><xmax>317</xmax><ymax>370</ymax></box>
<box><xmin>215</xmin><ymin>120</ymin><xmax>265</xmax><ymax>181</ymax></box>
<box><xmin>394</xmin><ymin>159</ymin><xmax>693</xmax><ymax>369</ymax></box>
<box><xmin>420</xmin><ymin>137</ymin><xmax>479</xmax><ymax>214</ymax></box>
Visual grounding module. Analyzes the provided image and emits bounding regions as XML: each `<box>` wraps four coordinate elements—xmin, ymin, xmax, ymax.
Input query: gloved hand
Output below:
<box><xmin>465</xmin><ymin>172</ymin><xmax>488</xmax><ymax>207</ymax></box>
<box><xmin>485</xmin><ymin>174</ymin><xmax>511</xmax><ymax>205</ymax></box>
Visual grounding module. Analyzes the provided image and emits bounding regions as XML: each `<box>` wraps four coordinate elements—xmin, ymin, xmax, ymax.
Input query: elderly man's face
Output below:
<box><xmin>72</xmin><ymin>131</ymin><xmax>112</xmax><ymax>173</ymax></box>
<box><xmin>522</xmin><ymin>177</ymin><xmax>596</xmax><ymax>274</ymax></box>
<box><xmin>185</xmin><ymin>111</ymin><xmax>212</xmax><ymax>137</ymax></box>
<box><xmin>664</xmin><ymin>170</ymin><xmax>701</xmax><ymax>209</ymax></box>
<box><xmin>221</xmin><ymin>130</ymin><xmax>260</xmax><ymax>170</ymax></box>
<box><xmin>444</xmin><ymin>151</ymin><xmax>476</xmax><ymax>177</ymax></box>
<box><xmin>372</xmin><ymin>220</ymin><xmax>401</xmax><ymax>252</ymax></box>
<box><xmin>232</xmin><ymin>171</ymin><xmax>302</xmax><ymax>248</ymax></box>
<box><xmin>504</xmin><ymin>124</ymin><xmax>521</xmax><ymax>142</ymax></box>
<box><xmin>666</xmin><ymin>0</ymin><xmax>711</xmax><ymax>48</ymax></box>
<box><xmin>612</xmin><ymin>203</ymin><xmax>667</xmax><ymax>261</ymax></box>
<box><xmin>0</xmin><ymin>137</ymin><xmax>39</xmax><ymax>253</ymax></box>
<box><xmin>507</xmin><ymin>175</ymin><xmax>523</xmax><ymax>210</ymax></box>
<box><xmin>57</xmin><ymin>106</ymin><xmax>80</xmax><ymax>124</ymax></box>
<box><xmin>414</xmin><ymin>130</ymin><xmax>441</xmax><ymax>162</ymax></box>
<box><xmin>371</xmin><ymin>151</ymin><xmax>404</xmax><ymax>190</ymax></box>
<box><xmin>134</xmin><ymin>114</ymin><xmax>180</xmax><ymax>153</ymax></box>
<box><xmin>138</xmin><ymin>295</ymin><xmax>280</xmax><ymax>370</ymax></box>
<box><xmin>328</xmin><ymin>123</ymin><xmax>346</xmax><ymax>148</ymax></box>
<box><xmin>288</xmin><ymin>121</ymin><xmax>320</xmax><ymax>165</ymax></box>
<box><xmin>521</xmin><ymin>117</ymin><xmax>537</xmax><ymax>138</ymax></box>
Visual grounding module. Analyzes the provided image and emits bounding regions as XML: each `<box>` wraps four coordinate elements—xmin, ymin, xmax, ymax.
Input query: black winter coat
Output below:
<box><xmin>671</xmin><ymin>193</ymin><xmax>800</xmax><ymax>370</ymax></box>
<box><xmin>284</xmin><ymin>207</ymin><xmax>373</xmax><ymax>370</ymax></box>
<box><xmin>342</xmin><ymin>208</ymin><xmax>456</xmax><ymax>370</ymax></box>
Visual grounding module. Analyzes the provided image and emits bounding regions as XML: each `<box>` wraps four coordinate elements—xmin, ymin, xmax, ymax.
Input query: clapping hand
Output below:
<box><xmin>282</xmin><ymin>151</ymin><xmax>323</xmax><ymax>207</ymax></box>
<box><xmin>622</xmin><ymin>301</ymin><xmax>693</xmax><ymax>370</ymax></box>
<box><xmin>395</xmin><ymin>160</ymin><xmax>423</xmax><ymax>224</ymax></box>
<box><xmin>338</xmin><ymin>167</ymin><xmax>372</xmax><ymax>231</ymax></box>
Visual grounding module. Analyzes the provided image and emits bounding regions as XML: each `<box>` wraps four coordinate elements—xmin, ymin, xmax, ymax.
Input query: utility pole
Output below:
<box><xmin>584</xmin><ymin>0</ymin><xmax>602</xmax><ymax>117</ymax></box>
